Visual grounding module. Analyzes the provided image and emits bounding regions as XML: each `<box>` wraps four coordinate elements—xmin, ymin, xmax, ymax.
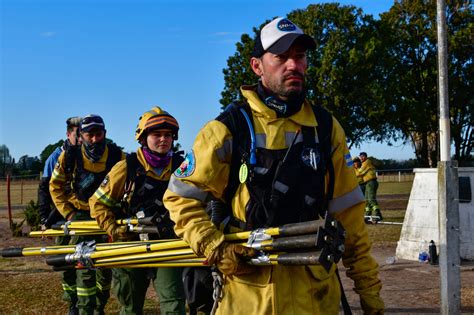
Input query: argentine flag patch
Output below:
<box><xmin>345</xmin><ymin>153</ymin><xmax>353</xmax><ymax>167</ymax></box>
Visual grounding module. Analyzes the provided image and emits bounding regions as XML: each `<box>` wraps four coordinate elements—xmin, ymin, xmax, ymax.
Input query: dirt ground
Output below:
<box><xmin>2</xmin><ymin>216</ymin><xmax>474</xmax><ymax>314</ymax></box>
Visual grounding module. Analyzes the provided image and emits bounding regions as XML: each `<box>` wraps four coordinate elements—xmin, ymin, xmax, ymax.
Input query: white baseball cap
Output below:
<box><xmin>252</xmin><ymin>17</ymin><xmax>316</xmax><ymax>57</ymax></box>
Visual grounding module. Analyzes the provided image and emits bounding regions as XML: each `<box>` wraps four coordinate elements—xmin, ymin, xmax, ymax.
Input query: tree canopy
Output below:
<box><xmin>219</xmin><ymin>0</ymin><xmax>473</xmax><ymax>166</ymax></box>
<box><xmin>379</xmin><ymin>0</ymin><xmax>473</xmax><ymax>166</ymax></box>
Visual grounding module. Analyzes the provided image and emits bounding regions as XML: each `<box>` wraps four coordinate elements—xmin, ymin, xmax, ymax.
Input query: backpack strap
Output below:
<box><xmin>215</xmin><ymin>101</ymin><xmax>252</xmax><ymax>204</ymax></box>
<box><xmin>121</xmin><ymin>152</ymin><xmax>140</xmax><ymax>209</ymax></box>
<box><xmin>64</xmin><ymin>145</ymin><xmax>81</xmax><ymax>178</ymax></box>
<box><xmin>311</xmin><ymin>104</ymin><xmax>335</xmax><ymax>203</ymax></box>
<box><xmin>105</xmin><ymin>143</ymin><xmax>123</xmax><ymax>172</ymax></box>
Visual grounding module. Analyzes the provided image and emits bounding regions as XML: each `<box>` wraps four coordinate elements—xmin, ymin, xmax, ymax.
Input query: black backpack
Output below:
<box><xmin>216</xmin><ymin>101</ymin><xmax>335</xmax><ymax>228</ymax></box>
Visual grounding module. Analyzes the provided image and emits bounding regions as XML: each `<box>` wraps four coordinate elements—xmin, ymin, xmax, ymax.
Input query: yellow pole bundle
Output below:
<box><xmin>29</xmin><ymin>230</ymin><xmax>108</xmax><ymax>237</ymax></box>
<box><xmin>5</xmin><ymin>215</ymin><xmax>346</xmax><ymax>272</ymax></box>
<box><xmin>1</xmin><ymin>239</ymin><xmax>173</xmax><ymax>257</ymax></box>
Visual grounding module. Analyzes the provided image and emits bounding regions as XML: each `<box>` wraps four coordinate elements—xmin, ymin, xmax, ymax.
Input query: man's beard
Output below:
<box><xmin>272</xmin><ymin>73</ymin><xmax>305</xmax><ymax>101</ymax></box>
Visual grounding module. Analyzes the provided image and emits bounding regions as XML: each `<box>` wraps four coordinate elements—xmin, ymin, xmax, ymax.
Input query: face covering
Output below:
<box><xmin>142</xmin><ymin>147</ymin><xmax>173</xmax><ymax>169</ymax></box>
<box><xmin>257</xmin><ymin>81</ymin><xmax>306</xmax><ymax>118</ymax></box>
<box><xmin>83</xmin><ymin>141</ymin><xmax>106</xmax><ymax>162</ymax></box>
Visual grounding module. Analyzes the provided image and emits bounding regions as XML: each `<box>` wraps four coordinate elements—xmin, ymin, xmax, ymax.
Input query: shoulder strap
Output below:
<box><xmin>125</xmin><ymin>152</ymin><xmax>140</xmax><ymax>185</ymax></box>
<box><xmin>312</xmin><ymin>104</ymin><xmax>335</xmax><ymax>201</ymax></box>
<box><xmin>64</xmin><ymin>145</ymin><xmax>81</xmax><ymax>176</ymax></box>
<box><xmin>216</xmin><ymin>101</ymin><xmax>252</xmax><ymax>203</ymax></box>
<box><xmin>172</xmin><ymin>151</ymin><xmax>185</xmax><ymax>172</ymax></box>
<box><xmin>106</xmin><ymin>143</ymin><xmax>122</xmax><ymax>172</ymax></box>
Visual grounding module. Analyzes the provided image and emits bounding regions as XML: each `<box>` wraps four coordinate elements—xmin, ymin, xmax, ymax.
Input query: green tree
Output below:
<box><xmin>446</xmin><ymin>0</ymin><xmax>474</xmax><ymax>164</ymax></box>
<box><xmin>290</xmin><ymin>4</ymin><xmax>393</xmax><ymax>148</ymax></box>
<box><xmin>220</xmin><ymin>32</ymin><xmax>261</xmax><ymax>108</ymax></box>
<box><xmin>379</xmin><ymin>0</ymin><xmax>473</xmax><ymax>166</ymax></box>
<box><xmin>16</xmin><ymin>155</ymin><xmax>42</xmax><ymax>175</ymax></box>
<box><xmin>105</xmin><ymin>138</ymin><xmax>124</xmax><ymax>151</ymax></box>
<box><xmin>0</xmin><ymin>144</ymin><xmax>14</xmax><ymax>176</ymax></box>
<box><xmin>39</xmin><ymin>140</ymin><xmax>64</xmax><ymax>166</ymax></box>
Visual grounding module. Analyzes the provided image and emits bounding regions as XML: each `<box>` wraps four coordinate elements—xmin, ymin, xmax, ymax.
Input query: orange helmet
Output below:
<box><xmin>135</xmin><ymin>106</ymin><xmax>179</xmax><ymax>141</ymax></box>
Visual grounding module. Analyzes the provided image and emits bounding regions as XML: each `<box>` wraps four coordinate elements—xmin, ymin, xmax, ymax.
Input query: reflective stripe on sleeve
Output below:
<box><xmin>255</xmin><ymin>133</ymin><xmax>266</xmax><ymax>148</ymax></box>
<box><xmin>167</xmin><ymin>176</ymin><xmax>210</xmax><ymax>202</ymax></box>
<box><xmin>328</xmin><ymin>186</ymin><xmax>364</xmax><ymax>214</ymax></box>
<box><xmin>285</xmin><ymin>131</ymin><xmax>304</xmax><ymax>146</ymax></box>
<box><xmin>215</xmin><ymin>138</ymin><xmax>232</xmax><ymax>162</ymax></box>
<box><xmin>94</xmin><ymin>188</ymin><xmax>118</xmax><ymax>208</ymax></box>
<box><xmin>52</xmin><ymin>169</ymin><xmax>66</xmax><ymax>182</ymax></box>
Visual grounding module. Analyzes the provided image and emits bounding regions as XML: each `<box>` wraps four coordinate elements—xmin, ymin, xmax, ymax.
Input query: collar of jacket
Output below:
<box><xmin>136</xmin><ymin>148</ymin><xmax>172</xmax><ymax>180</ymax></box>
<box><xmin>240</xmin><ymin>84</ymin><xmax>318</xmax><ymax>128</ymax></box>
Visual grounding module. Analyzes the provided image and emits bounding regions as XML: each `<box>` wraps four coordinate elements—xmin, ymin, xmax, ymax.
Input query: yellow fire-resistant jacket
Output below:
<box><xmin>163</xmin><ymin>85</ymin><xmax>383</xmax><ymax>314</ymax></box>
<box><xmin>89</xmin><ymin>148</ymin><xmax>176</xmax><ymax>235</ymax></box>
<box><xmin>50</xmin><ymin>145</ymin><xmax>125</xmax><ymax>219</ymax></box>
<box><xmin>358</xmin><ymin>159</ymin><xmax>377</xmax><ymax>183</ymax></box>
<box><xmin>354</xmin><ymin>167</ymin><xmax>365</xmax><ymax>185</ymax></box>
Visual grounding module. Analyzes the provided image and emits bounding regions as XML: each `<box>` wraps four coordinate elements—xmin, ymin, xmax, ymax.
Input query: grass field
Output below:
<box><xmin>0</xmin><ymin>181</ymin><xmax>39</xmax><ymax>207</ymax></box>
<box><xmin>378</xmin><ymin>181</ymin><xmax>413</xmax><ymax>195</ymax></box>
<box><xmin>0</xmin><ymin>181</ymin><xmax>411</xmax><ymax>313</ymax></box>
<box><xmin>0</xmin><ymin>180</ymin><xmax>413</xmax><ymax>205</ymax></box>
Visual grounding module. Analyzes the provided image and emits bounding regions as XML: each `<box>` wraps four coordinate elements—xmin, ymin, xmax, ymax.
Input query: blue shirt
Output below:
<box><xmin>43</xmin><ymin>146</ymin><xmax>63</xmax><ymax>178</ymax></box>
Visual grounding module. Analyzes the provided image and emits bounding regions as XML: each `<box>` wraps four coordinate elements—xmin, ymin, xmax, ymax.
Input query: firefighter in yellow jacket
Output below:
<box><xmin>50</xmin><ymin>114</ymin><xmax>125</xmax><ymax>315</ymax></box>
<box><xmin>353</xmin><ymin>156</ymin><xmax>365</xmax><ymax>194</ymax></box>
<box><xmin>163</xmin><ymin>17</ymin><xmax>384</xmax><ymax>314</ymax></box>
<box><xmin>89</xmin><ymin>107</ymin><xmax>186</xmax><ymax>315</ymax></box>
<box><xmin>357</xmin><ymin>152</ymin><xmax>383</xmax><ymax>222</ymax></box>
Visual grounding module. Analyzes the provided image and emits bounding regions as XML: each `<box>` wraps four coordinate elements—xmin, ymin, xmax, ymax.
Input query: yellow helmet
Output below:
<box><xmin>135</xmin><ymin>106</ymin><xmax>179</xmax><ymax>141</ymax></box>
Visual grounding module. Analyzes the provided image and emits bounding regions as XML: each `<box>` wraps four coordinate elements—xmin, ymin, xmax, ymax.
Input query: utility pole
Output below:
<box><xmin>436</xmin><ymin>0</ymin><xmax>460</xmax><ymax>313</ymax></box>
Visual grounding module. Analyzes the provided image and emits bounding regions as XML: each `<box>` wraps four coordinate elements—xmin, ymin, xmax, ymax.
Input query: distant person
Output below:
<box><xmin>90</xmin><ymin>107</ymin><xmax>186</xmax><ymax>315</ymax></box>
<box><xmin>50</xmin><ymin>114</ymin><xmax>125</xmax><ymax>315</ymax></box>
<box><xmin>38</xmin><ymin>116</ymin><xmax>81</xmax><ymax>315</ymax></box>
<box><xmin>352</xmin><ymin>156</ymin><xmax>365</xmax><ymax>195</ymax></box>
<box><xmin>357</xmin><ymin>152</ymin><xmax>383</xmax><ymax>222</ymax></box>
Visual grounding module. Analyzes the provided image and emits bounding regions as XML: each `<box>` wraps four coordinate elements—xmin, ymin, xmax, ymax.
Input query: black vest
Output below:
<box><xmin>65</xmin><ymin>143</ymin><xmax>122</xmax><ymax>202</ymax></box>
<box><xmin>216</xmin><ymin>101</ymin><xmax>334</xmax><ymax>230</ymax></box>
<box><xmin>123</xmin><ymin>152</ymin><xmax>183</xmax><ymax>216</ymax></box>
<box><xmin>118</xmin><ymin>152</ymin><xmax>184</xmax><ymax>238</ymax></box>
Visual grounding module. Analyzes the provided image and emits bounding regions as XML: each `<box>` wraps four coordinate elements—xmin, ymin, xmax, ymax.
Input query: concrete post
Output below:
<box><xmin>438</xmin><ymin>161</ymin><xmax>460</xmax><ymax>314</ymax></box>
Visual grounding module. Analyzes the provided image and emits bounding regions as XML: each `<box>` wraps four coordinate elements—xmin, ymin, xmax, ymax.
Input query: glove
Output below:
<box><xmin>206</xmin><ymin>242</ymin><xmax>258</xmax><ymax>276</ymax></box>
<box><xmin>110</xmin><ymin>225</ymin><xmax>134</xmax><ymax>242</ymax></box>
<box><xmin>360</xmin><ymin>294</ymin><xmax>384</xmax><ymax>315</ymax></box>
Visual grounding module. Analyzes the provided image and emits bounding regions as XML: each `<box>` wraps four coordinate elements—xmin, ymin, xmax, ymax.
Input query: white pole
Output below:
<box><xmin>438</xmin><ymin>0</ymin><xmax>450</xmax><ymax>162</ymax></box>
<box><xmin>437</xmin><ymin>0</ymin><xmax>460</xmax><ymax>314</ymax></box>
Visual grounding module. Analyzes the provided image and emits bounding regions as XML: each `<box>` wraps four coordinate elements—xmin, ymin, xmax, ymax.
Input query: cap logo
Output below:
<box><xmin>277</xmin><ymin>19</ymin><xmax>296</xmax><ymax>32</ymax></box>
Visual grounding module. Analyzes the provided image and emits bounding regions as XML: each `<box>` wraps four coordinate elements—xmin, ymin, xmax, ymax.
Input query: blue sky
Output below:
<box><xmin>1</xmin><ymin>0</ymin><xmax>416</xmax><ymax>162</ymax></box>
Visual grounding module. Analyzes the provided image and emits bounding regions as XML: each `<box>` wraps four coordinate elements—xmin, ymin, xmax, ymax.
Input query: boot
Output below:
<box><xmin>68</xmin><ymin>306</ymin><xmax>79</xmax><ymax>315</ymax></box>
<box><xmin>372</xmin><ymin>207</ymin><xmax>383</xmax><ymax>222</ymax></box>
<box><xmin>364</xmin><ymin>208</ymin><xmax>372</xmax><ymax>223</ymax></box>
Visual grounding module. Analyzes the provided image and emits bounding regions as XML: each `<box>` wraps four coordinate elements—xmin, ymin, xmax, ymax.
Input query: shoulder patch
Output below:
<box><xmin>174</xmin><ymin>151</ymin><xmax>195</xmax><ymax>178</ymax></box>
